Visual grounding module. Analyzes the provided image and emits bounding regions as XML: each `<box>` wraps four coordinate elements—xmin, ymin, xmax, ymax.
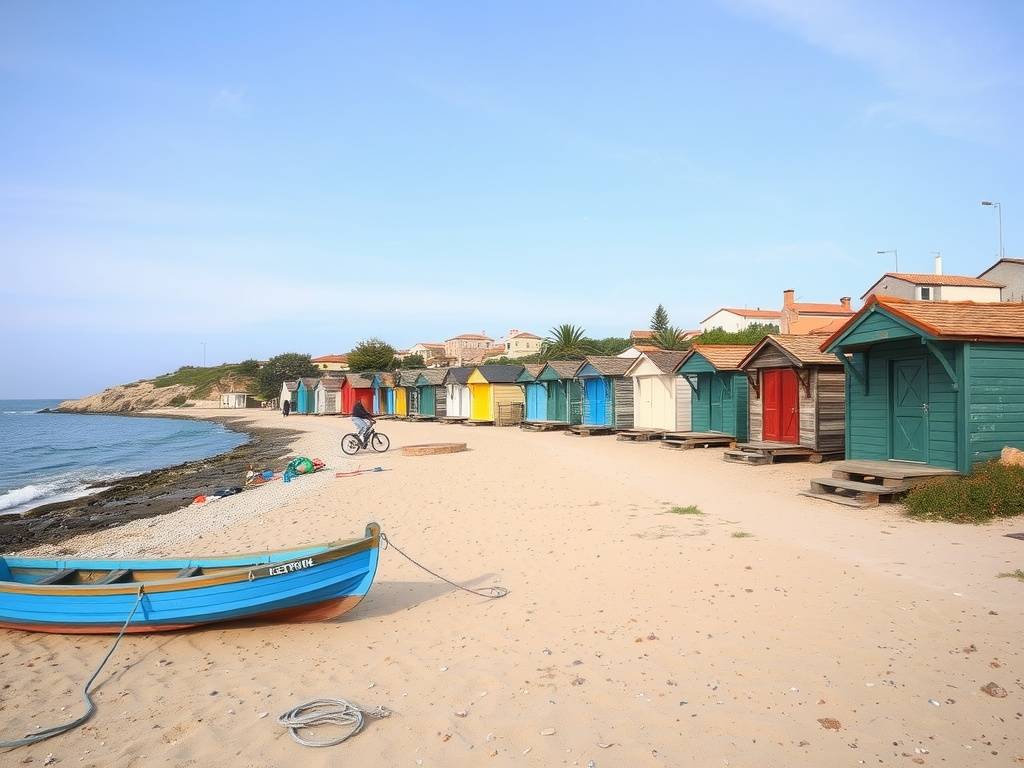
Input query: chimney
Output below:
<box><xmin>783</xmin><ymin>289</ymin><xmax>795</xmax><ymax>308</ymax></box>
<box><xmin>840</xmin><ymin>296</ymin><xmax>852</xmax><ymax>310</ymax></box>
<box><xmin>934</xmin><ymin>253</ymin><xmax>943</xmax><ymax>275</ymax></box>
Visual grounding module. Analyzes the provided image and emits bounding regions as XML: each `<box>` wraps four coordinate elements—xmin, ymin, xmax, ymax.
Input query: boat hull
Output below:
<box><xmin>0</xmin><ymin>524</ymin><xmax>380</xmax><ymax>635</ymax></box>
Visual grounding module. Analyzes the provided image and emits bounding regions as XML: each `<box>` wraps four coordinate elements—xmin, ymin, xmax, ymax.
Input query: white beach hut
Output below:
<box><xmin>220</xmin><ymin>392</ymin><xmax>249</xmax><ymax>409</ymax></box>
<box><xmin>279</xmin><ymin>380</ymin><xmax>298</xmax><ymax>411</ymax></box>
<box><xmin>443</xmin><ymin>366</ymin><xmax>473</xmax><ymax>420</ymax></box>
<box><xmin>314</xmin><ymin>378</ymin><xmax>343</xmax><ymax>415</ymax></box>
<box><xmin>624</xmin><ymin>351</ymin><xmax>691</xmax><ymax>431</ymax></box>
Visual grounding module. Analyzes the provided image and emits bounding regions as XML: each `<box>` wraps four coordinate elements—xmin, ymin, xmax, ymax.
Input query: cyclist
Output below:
<box><xmin>351</xmin><ymin>400</ymin><xmax>375</xmax><ymax>446</ymax></box>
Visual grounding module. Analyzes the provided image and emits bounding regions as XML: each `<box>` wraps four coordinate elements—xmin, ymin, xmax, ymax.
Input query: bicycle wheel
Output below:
<box><xmin>341</xmin><ymin>434</ymin><xmax>362</xmax><ymax>455</ymax></box>
<box><xmin>371</xmin><ymin>432</ymin><xmax>390</xmax><ymax>452</ymax></box>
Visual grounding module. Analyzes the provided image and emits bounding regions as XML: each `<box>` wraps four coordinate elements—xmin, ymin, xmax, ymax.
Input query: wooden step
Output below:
<box><xmin>810</xmin><ymin>477</ymin><xmax>904</xmax><ymax>496</ymax></box>
<box><xmin>723</xmin><ymin>449</ymin><xmax>770</xmax><ymax>466</ymax></box>
<box><xmin>798</xmin><ymin>490</ymin><xmax>878</xmax><ymax>509</ymax></box>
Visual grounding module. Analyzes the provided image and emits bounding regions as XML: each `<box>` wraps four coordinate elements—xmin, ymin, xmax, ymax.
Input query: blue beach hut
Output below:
<box><xmin>575</xmin><ymin>356</ymin><xmax>634</xmax><ymax>429</ymax></box>
<box><xmin>517</xmin><ymin>364</ymin><xmax>547</xmax><ymax>422</ymax></box>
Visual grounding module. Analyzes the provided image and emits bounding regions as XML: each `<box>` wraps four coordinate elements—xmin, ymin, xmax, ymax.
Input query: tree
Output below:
<box><xmin>651</xmin><ymin>325</ymin><xmax>691</xmax><ymax>351</ymax></box>
<box><xmin>255</xmin><ymin>353</ymin><xmax>319</xmax><ymax>399</ymax></box>
<box><xmin>650</xmin><ymin>304</ymin><xmax>670</xmax><ymax>332</ymax></box>
<box><xmin>588</xmin><ymin>337</ymin><xmax>631</xmax><ymax>356</ymax></box>
<box><xmin>348</xmin><ymin>338</ymin><xmax>398</xmax><ymax>372</ymax></box>
<box><xmin>542</xmin><ymin>324</ymin><xmax>596</xmax><ymax>360</ymax></box>
<box><xmin>695</xmin><ymin>322</ymin><xmax>779</xmax><ymax>345</ymax></box>
<box><xmin>401</xmin><ymin>354</ymin><xmax>426</xmax><ymax>369</ymax></box>
<box><xmin>237</xmin><ymin>359</ymin><xmax>260</xmax><ymax>375</ymax></box>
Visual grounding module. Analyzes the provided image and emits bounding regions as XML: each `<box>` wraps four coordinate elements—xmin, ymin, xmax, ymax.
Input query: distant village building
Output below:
<box><xmin>779</xmin><ymin>289</ymin><xmax>854</xmax><ymax>335</ymax></box>
<box><xmin>977</xmin><ymin>258</ymin><xmax>1024</xmax><ymax>302</ymax></box>
<box><xmin>699</xmin><ymin>307</ymin><xmax>782</xmax><ymax>333</ymax></box>
<box><xmin>406</xmin><ymin>342</ymin><xmax>447</xmax><ymax>365</ymax></box>
<box><xmin>502</xmin><ymin>330</ymin><xmax>543</xmax><ymax>359</ymax></box>
<box><xmin>311</xmin><ymin>354</ymin><xmax>349</xmax><ymax>372</ymax></box>
<box><xmin>861</xmin><ymin>255</ymin><xmax>1002</xmax><ymax>303</ymax></box>
<box><xmin>444</xmin><ymin>333</ymin><xmax>495</xmax><ymax>365</ymax></box>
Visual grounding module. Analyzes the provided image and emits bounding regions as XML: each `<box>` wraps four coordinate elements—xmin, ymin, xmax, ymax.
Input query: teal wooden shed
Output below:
<box><xmin>676</xmin><ymin>345</ymin><xmax>753</xmax><ymax>440</ymax></box>
<box><xmin>413</xmin><ymin>369</ymin><xmax>447</xmax><ymax>418</ymax></box>
<box><xmin>295</xmin><ymin>377</ymin><xmax>319</xmax><ymax>415</ymax></box>
<box><xmin>823</xmin><ymin>295</ymin><xmax>1024</xmax><ymax>473</ymax></box>
<box><xmin>537</xmin><ymin>362</ymin><xmax>583</xmax><ymax>425</ymax></box>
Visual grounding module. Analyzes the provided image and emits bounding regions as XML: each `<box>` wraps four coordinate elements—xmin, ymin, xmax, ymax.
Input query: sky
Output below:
<box><xmin>2</xmin><ymin>0</ymin><xmax>1023</xmax><ymax>398</ymax></box>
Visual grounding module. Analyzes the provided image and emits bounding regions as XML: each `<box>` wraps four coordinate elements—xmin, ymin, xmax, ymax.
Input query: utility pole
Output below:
<box><xmin>876</xmin><ymin>249</ymin><xmax>898</xmax><ymax>271</ymax></box>
<box><xmin>202</xmin><ymin>342</ymin><xmax>207</xmax><ymax>368</ymax></box>
<box><xmin>981</xmin><ymin>201</ymin><xmax>1004</xmax><ymax>259</ymax></box>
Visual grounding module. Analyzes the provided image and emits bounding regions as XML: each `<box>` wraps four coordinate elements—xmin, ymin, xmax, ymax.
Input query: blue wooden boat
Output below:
<box><xmin>0</xmin><ymin>523</ymin><xmax>380</xmax><ymax>634</ymax></box>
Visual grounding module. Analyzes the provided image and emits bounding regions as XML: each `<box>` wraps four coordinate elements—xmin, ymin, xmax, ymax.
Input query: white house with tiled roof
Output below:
<box><xmin>699</xmin><ymin>307</ymin><xmax>781</xmax><ymax>333</ymax></box>
<box><xmin>502</xmin><ymin>329</ymin><xmax>543</xmax><ymax>358</ymax></box>
<box><xmin>862</xmin><ymin>256</ymin><xmax>1003</xmax><ymax>303</ymax></box>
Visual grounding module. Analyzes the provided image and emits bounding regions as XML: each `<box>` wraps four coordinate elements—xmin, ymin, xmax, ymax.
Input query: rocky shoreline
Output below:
<box><xmin>0</xmin><ymin>416</ymin><xmax>303</xmax><ymax>551</ymax></box>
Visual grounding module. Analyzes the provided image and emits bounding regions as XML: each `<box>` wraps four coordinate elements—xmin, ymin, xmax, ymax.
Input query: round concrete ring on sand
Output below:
<box><xmin>401</xmin><ymin>442</ymin><xmax>468</xmax><ymax>457</ymax></box>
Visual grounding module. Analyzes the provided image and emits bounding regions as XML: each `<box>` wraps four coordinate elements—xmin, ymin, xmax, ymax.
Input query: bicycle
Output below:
<box><xmin>340</xmin><ymin>425</ymin><xmax>390</xmax><ymax>455</ymax></box>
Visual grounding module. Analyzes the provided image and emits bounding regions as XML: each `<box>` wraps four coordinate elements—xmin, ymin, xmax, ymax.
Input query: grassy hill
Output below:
<box><xmin>152</xmin><ymin>362</ymin><xmax>259</xmax><ymax>400</ymax></box>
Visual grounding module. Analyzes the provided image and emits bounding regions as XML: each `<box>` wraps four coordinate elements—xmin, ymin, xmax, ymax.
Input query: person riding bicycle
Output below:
<box><xmin>351</xmin><ymin>400</ymin><xmax>375</xmax><ymax>445</ymax></box>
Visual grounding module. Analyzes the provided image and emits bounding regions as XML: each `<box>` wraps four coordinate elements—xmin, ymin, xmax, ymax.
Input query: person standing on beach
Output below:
<box><xmin>282</xmin><ymin>398</ymin><xmax>291</xmax><ymax>417</ymax></box>
<box><xmin>351</xmin><ymin>400</ymin><xmax>374</xmax><ymax>444</ymax></box>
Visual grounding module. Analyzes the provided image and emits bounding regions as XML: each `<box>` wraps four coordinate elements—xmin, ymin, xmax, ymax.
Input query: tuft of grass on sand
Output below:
<box><xmin>731</xmin><ymin>531</ymin><xmax>753</xmax><ymax>538</ymax></box>
<box><xmin>668</xmin><ymin>505</ymin><xmax>703</xmax><ymax>516</ymax></box>
<box><xmin>998</xmin><ymin>569</ymin><xmax>1024</xmax><ymax>582</ymax></box>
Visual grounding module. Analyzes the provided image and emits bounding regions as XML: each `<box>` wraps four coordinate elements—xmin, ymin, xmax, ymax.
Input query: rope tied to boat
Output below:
<box><xmin>380</xmin><ymin>532</ymin><xmax>509</xmax><ymax>599</ymax></box>
<box><xmin>0</xmin><ymin>587</ymin><xmax>145</xmax><ymax>750</ymax></box>
<box><xmin>277</xmin><ymin>698</ymin><xmax>391</xmax><ymax>748</ymax></box>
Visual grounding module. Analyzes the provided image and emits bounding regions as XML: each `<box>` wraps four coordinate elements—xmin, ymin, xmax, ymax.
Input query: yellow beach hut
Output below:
<box><xmin>466</xmin><ymin>365</ymin><xmax>525</xmax><ymax>425</ymax></box>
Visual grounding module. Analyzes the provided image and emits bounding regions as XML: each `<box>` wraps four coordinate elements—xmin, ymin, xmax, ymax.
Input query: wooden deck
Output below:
<box><xmin>802</xmin><ymin>460</ymin><xmax>960</xmax><ymax>508</ymax></box>
<box><xmin>463</xmin><ymin>419</ymin><xmax>495</xmax><ymax>427</ymax></box>
<box><xmin>616</xmin><ymin>429</ymin><xmax>666</xmax><ymax>442</ymax></box>
<box><xmin>660</xmin><ymin>432</ymin><xmax>735</xmax><ymax>451</ymax></box>
<box><xmin>438</xmin><ymin>416</ymin><xmax>468</xmax><ymax>424</ymax></box>
<box><xmin>409</xmin><ymin>415</ymin><xmax>437</xmax><ymax>422</ymax></box>
<box><xmin>566</xmin><ymin>424</ymin><xmax>615</xmax><ymax>437</ymax></box>
<box><xmin>724</xmin><ymin>441</ymin><xmax>841</xmax><ymax>466</ymax></box>
<box><xmin>520</xmin><ymin>420</ymin><xmax>570</xmax><ymax>432</ymax></box>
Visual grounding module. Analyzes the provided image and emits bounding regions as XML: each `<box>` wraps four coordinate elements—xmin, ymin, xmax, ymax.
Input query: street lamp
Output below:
<box><xmin>981</xmin><ymin>201</ymin><xmax>1004</xmax><ymax>259</ymax></box>
<box><xmin>877</xmin><ymin>249</ymin><xmax>898</xmax><ymax>271</ymax></box>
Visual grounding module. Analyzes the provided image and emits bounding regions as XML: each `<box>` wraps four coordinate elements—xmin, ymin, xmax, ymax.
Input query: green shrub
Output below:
<box><xmin>169</xmin><ymin>394</ymin><xmax>189</xmax><ymax>407</ymax></box>
<box><xmin>904</xmin><ymin>461</ymin><xmax>1024</xmax><ymax>523</ymax></box>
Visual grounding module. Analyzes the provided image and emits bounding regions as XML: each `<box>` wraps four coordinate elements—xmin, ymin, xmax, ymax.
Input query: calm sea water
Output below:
<box><xmin>0</xmin><ymin>400</ymin><xmax>247</xmax><ymax>516</ymax></box>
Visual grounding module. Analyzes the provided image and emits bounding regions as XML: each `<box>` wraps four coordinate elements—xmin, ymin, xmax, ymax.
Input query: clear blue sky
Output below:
<box><xmin>2</xmin><ymin>1</ymin><xmax>1022</xmax><ymax>398</ymax></box>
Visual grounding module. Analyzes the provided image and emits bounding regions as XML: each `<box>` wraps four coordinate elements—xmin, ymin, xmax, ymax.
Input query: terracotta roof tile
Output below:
<box><xmin>740</xmin><ymin>334</ymin><xmax>838</xmax><ymax>368</ymax></box>
<box><xmin>312</xmin><ymin>354</ymin><xmax>349</xmax><ymax>363</ymax></box>
<box><xmin>510</xmin><ymin>331</ymin><xmax>541</xmax><ymax>339</ymax></box>
<box><xmin>630</xmin><ymin>329</ymin><xmax>655</xmax><ymax>340</ymax></box>
<box><xmin>790</xmin><ymin>302</ymin><xmax>855</xmax><ymax>314</ymax></box>
<box><xmin>701</xmin><ymin>307</ymin><xmax>781</xmax><ymax>323</ymax></box>
<box><xmin>880</xmin><ymin>272</ymin><xmax>1002</xmax><ymax>287</ymax></box>
<box><xmin>685</xmin><ymin>344</ymin><xmax>755</xmax><ymax>371</ymax></box>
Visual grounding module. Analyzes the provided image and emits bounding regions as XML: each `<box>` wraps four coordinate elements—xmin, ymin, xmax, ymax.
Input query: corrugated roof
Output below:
<box><xmin>473</xmin><ymin>364</ymin><xmax>524</xmax><ymax>383</ymax></box>
<box><xmin>684</xmin><ymin>344</ymin><xmax>755</xmax><ymax>371</ymax></box>
<box><xmin>630</xmin><ymin>329</ymin><xmax>654</xmax><ymax>340</ymax></box>
<box><xmin>579</xmin><ymin>356</ymin><xmax>632</xmax><ymax>376</ymax></box>
<box><xmin>740</xmin><ymin>334</ymin><xmax>839</xmax><ymax>368</ymax></box>
<box><xmin>377</xmin><ymin>372</ymin><xmax>396</xmax><ymax>387</ymax></box>
<box><xmin>825</xmin><ymin>295</ymin><xmax>1024</xmax><ymax>348</ymax></box>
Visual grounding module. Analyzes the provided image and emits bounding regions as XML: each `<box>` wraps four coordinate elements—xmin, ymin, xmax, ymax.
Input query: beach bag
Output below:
<box><xmin>287</xmin><ymin>457</ymin><xmax>315</xmax><ymax>475</ymax></box>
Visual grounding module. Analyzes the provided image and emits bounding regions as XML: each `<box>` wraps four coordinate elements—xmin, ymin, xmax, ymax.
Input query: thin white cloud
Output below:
<box><xmin>211</xmin><ymin>86</ymin><xmax>249</xmax><ymax>115</ymax></box>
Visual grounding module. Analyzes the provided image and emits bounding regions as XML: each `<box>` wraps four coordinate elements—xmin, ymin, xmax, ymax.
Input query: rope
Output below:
<box><xmin>380</xmin><ymin>532</ymin><xmax>509</xmax><ymax>599</ymax></box>
<box><xmin>277</xmin><ymin>698</ymin><xmax>391</xmax><ymax>748</ymax></box>
<box><xmin>1</xmin><ymin>588</ymin><xmax>146</xmax><ymax>750</ymax></box>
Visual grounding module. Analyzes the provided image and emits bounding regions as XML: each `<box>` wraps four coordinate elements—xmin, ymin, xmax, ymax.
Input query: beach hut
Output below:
<box><xmin>220</xmin><ymin>392</ymin><xmax>249</xmax><ymax>409</ymax></box>
<box><xmin>279</xmin><ymin>380</ymin><xmax>298</xmax><ymax>411</ymax></box>
<box><xmin>372</xmin><ymin>372</ymin><xmax>397</xmax><ymax>416</ymax></box>
<box><xmin>466</xmin><ymin>365</ymin><xmax>525</xmax><ymax>425</ymax></box>
<box><xmin>341</xmin><ymin>373</ymin><xmax>375</xmax><ymax>415</ymax></box>
<box><xmin>395</xmin><ymin>370</ymin><xmax>422</xmax><ymax>417</ymax></box>
<box><xmin>675</xmin><ymin>345</ymin><xmax>753</xmax><ymax>443</ymax></box>
<box><xmin>517</xmin><ymin>364</ymin><xmax>547</xmax><ymax>423</ymax></box>
<box><xmin>536</xmin><ymin>362</ymin><xmax>583</xmax><ymax>425</ymax></box>
<box><xmin>727</xmin><ymin>335</ymin><xmax>845</xmax><ymax>464</ymax></box>
<box><xmin>623</xmin><ymin>351</ymin><xmax>691</xmax><ymax>436</ymax></box>
<box><xmin>443</xmin><ymin>367</ymin><xmax>474</xmax><ymax>421</ymax></box>
<box><xmin>295</xmin><ymin>377</ymin><xmax>319</xmax><ymax>415</ymax></box>
<box><xmin>573</xmin><ymin>356</ymin><xmax>634</xmax><ymax>431</ymax></box>
<box><xmin>413</xmin><ymin>369</ymin><xmax>448</xmax><ymax>419</ymax></box>
<box><xmin>314</xmin><ymin>377</ymin><xmax>343</xmax><ymax>415</ymax></box>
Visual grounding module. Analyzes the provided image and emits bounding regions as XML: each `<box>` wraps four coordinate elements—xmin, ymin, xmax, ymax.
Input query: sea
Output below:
<box><xmin>0</xmin><ymin>399</ymin><xmax>248</xmax><ymax>516</ymax></box>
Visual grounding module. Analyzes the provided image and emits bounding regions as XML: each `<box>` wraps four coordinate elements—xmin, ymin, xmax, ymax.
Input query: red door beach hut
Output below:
<box><xmin>624</xmin><ymin>351</ymin><xmax>691</xmax><ymax>434</ymax></box>
<box><xmin>728</xmin><ymin>335</ymin><xmax>845</xmax><ymax>464</ymax></box>
<box><xmin>574</xmin><ymin>356</ymin><xmax>634</xmax><ymax>431</ymax></box>
<box><xmin>341</xmin><ymin>373</ymin><xmax>375</xmax><ymax>415</ymax></box>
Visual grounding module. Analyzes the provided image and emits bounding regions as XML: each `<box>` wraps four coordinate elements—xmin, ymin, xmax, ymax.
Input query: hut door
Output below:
<box><xmin>526</xmin><ymin>384</ymin><xmax>545</xmax><ymax>420</ymax></box>
<box><xmin>709</xmin><ymin>376</ymin><xmax>726</xmax><ymax>432</ymax></box>
<box><xmin>763</xmin><ymin>369</ymin><xmax>799</xmax><ymax>443</ymax></box>
<box><xmin>891</xmin><ymin>358</ymin><xmax>929</xmax><ymax>463</ymax></box>
<box><xmin>584</xmin><ymin>378</ymin><xmax>607</xmax><ymax>425</ymax></box>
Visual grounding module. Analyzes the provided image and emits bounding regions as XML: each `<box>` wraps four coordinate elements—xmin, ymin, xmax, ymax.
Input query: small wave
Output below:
<box><xmin>0</xmin><ymin>484</ymin><xmax>51</xmax><ymax>511</ymax></box>
<box><xmin>2</xmin><ymin>410</ymin><xmax>39</xmax><ymax>415</ymax></box>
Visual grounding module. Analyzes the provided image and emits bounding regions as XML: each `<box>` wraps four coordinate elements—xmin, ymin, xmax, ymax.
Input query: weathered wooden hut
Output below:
<box><xmin>279</xmin><ymin>380</ymin><xmax>298</xmax><ymax>411</ymax></box>
<box><xmin>295</xmin><ymin>377</ymin><xmax>319</xmax><ymax>415</ymax></box>
<box><xmin>574</xmin><ymin>356</ymin><xmax>634</xmax><ymax>430</ymax></box>
<box><xmin>536</xmin><ymin>362</ymin><xmax>583</xmax><ymax>425</ymax></box>
<box><xmin>413</xmin><ymin>369</ymin><xmax>448</xmax><ymax>419</ymax></box>
<box><xmin>517</xmin><ymin>364</ymin><xmax>547</xmax><ymax>422</ymax></box>
<box><xmin>372</xmin><ymin>372</ymin><xmax>397</xmax><ymax>416</ymax></box>
<box><xmin>466</xmin><ymin>365</ymin><xmax>525</xmax><ymax>425</ymax></box>
<box><xmin>726</xmin><ymin>335</ymin><xmax>844</xmax><ymax>464</ymax></box>
<box><xmin>443</xmin><ymin>367</ymin><xmax>474</xmax><ymax>421</ymax></box>
<box><xmin>623</xmin><ymin>351</ymin><xmax>691</xmax><ymax>434</ymax></box>
<box><xmin>675</xmin><ymin>345</ymin><xmax>753</xmax><ymax>442</ymax></box>
<box><xmin>341</xmin><ymin>373</ymin><xmax>375</xmax><ymax>415</ymax></box>
<box><xmin>314</xmin><ymin>377</ymin><xmax>343</xmax><ymax>415</ymax></box>
<box><xmin>396</xmin><ymin>370</ymin><xmax>423</xmax><ymax>417</ymax></box>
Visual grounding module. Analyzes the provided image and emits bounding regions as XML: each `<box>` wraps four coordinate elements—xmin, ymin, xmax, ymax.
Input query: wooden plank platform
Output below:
<box><xmin>566</xmin><ymin>425</ymin><xmax>615</xmax><ymax>437</ymax></box>
<box><xmin>660</xmin><ymin>432</ymin><xmax>735</xmax><ymax>451</ymax></box>
<box><xmin>831</xmin><ymin>460</ymin><xmax>959</xmax><ymax>483</ymax></box>
<box><xmin>616</xmin><ymin>429</ymin><xmax>666</xmax><ymax>442</ymax></box>
<box><xmin>409</xmin><ymin>415</ymin><xmax>437</xmax><ymax>422</ymax></box>
<box><xmin>520</xmin><ymin>420</ymin><xmax>570</xmax><ymax>432</ymax></box>
<box><xmin>438</xmin><ymin>417</ymin><xmax>468</xmax><ymax>424</ymax></box>
<box><xmin>724</xmin><ymin>441</ymin><xmax>840</xmax><ymax>466</ymax></box>
<box><xmin>463</xmin><ymin>419</ymin><xmax>494</xmax><ymax>427</ymax></box>
<box><xmin>803</xmin><ymin>460</ymin><xmax>959</xmax><ymax>508</ymax></box>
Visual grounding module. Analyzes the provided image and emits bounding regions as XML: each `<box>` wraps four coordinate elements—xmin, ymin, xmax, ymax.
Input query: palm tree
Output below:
<box><xmin>652</xmin><ymin>325</ymin><xmax>691</xmax><ymax>351</ymax></box>
<box><xmin>542</xmin><ymin>324</ymin><xmax>595</xmax><ymax>360</ymax></box>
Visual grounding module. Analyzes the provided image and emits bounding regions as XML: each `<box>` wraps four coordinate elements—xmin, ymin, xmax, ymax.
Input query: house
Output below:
<box><xmin>340</xmin><ymin>373</ymin><xmax>375</xmax><ymax>415</ymax></box>
<box><xmin>624</xmin><ymin>351</ymin><xmax>691</xmax><ymax>432</ymax></box>
<box><xmin>699</xmin><ymin>307</ymin><xmax>781</xmax><ymax>333</ymax></box>
<box><xmin>978</xmin><ymin>258</ymin><xmax>1024</xmax><ymax>302</ymax></box>
<box><xmin>406</xmin><ymin>343</ymin><xmax>447</xmax><ymax>365</ymax></box>
<box><xmin>466</xmin><ymin>365</ymin><xmax>526</xmax><ymax>425</ymax></box>
<box><xmin>444</xmin><ymin>333</ymin><xmax>495</xmax><ymax>365</ymax></box>
<box><xmin>294</xmin><ymin>377</ymin><xmax>319</xmax><ymax>415</ymax></box>
<box><xmin>311</xmin><ymin>354</ymin><xmax>349</xmax><ymax>372</ymax></box>
<box><xmin>861</xmin><ymin>256</ymin><xmax>1002</xmax><ymax>303</ymax></box>
<box><xmin>728</xmin><ymin>335</ymin><xmax>845</xmax><ymax>464</ymax></box>
<box><xmin>676</xmin><ymin>345</ymin><xmax>754</xmax><ymax>440</ymax></box>
<box><xmin>279</xmin><ymin>380</ymin><xmax>298</xmax><ymax>410</ymax></box>
<box><xmin>780</xmin><ymin>289</ymin><xmax>854</xmax><ymax>335</ymax></box>
<box><xmin>535</xmin><ymin>362</ymin><xmax>583</xmax><ymax>425</ymax></box>
<box><xmin>574</xmin><ymin>356</ymin><xmax>634</xmax><ymax>430</ymax></box>
<box><xmin>502</xmin><ymin>330</ymin><xmax>543</xmax><ymax>359</ymax></box>
<box><xmin>314</xmin><ymin>378</ymin><xmax>343</xmax><ymax>415</ymax></box>
<box><xmin>517</xmin><ymin>364</ymin><xmax>547</xmax><ymax>422</ymax></box>
<box><xmin>412</xmin><ymin>369</ymin><xmax>448</xmax><ymax>418</ymax></box>
<box><xmin>443</xmin><ymin>367</ymin><xmax>474</xmax><ymax>420</ymax></box>
<box><xmin>220</xmin><ymin>392</ymin><xmax>250</xmax><ymax>409</ymax></box>
<box><xmin>822</xmin><ymin>295</ymin><xmax>1024</xmax><ymax>473</ymax></box>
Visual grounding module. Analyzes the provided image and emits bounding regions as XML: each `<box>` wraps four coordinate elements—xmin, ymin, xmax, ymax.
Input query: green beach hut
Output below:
<box><xmin>676</xmin><ymin>345</ymin><xmax>754</xmax><ymax>440</ymax></box>
<box><xmin>536</xmin><ymin>361</ymin><xmax>584</xmax><ymax>425</ymax></box>
<box><xmin>412</xmin><ymin>369</ymin><xmax>448</xmax><ymax>419</ymax></box>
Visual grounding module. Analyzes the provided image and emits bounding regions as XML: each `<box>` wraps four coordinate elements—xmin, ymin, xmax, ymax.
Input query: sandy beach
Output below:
<box><xmin>4</xmin><ymin>409</ymin><xmax>1023</xmax><ymax>767</ymax></box>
